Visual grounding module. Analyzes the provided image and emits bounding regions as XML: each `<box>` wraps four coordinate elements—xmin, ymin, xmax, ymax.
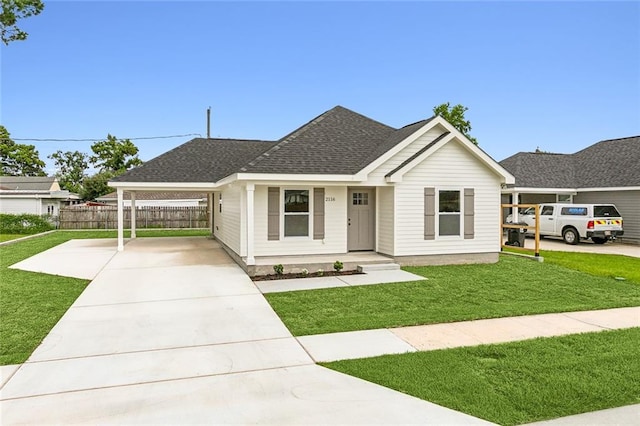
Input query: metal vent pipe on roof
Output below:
<box><xmin>207</xmin><ymin>107</ymin><xmax>211</xmax><ymax>139</ymax></box>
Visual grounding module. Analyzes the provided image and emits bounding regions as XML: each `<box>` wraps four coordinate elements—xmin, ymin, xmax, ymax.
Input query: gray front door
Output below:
<box><xmin>348</xmin><ymin>188</ymin><xmax>375</xmax><ymax>251</ymax></box>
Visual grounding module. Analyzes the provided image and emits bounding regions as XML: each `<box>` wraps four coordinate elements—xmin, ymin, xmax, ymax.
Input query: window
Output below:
<box><xmin>594</xmin><ymin>205</ymin><xmax>621</xmax><ymax>217</ymax></box>
<box><xmin>439</xmin><ymin>190</ymin><xmax>460</xmax><ymax>236</ymax></box>
<box><xmin>561</xmin><ymin>207</ymin><xmax>587</xmax><ymax>216</ymax></box>
<box><xmin>352</xmin><ymin>192</ymin><xmax>369</xmax><ymax>205</ymax></box>
<box><xmin>284</xmin><ymin>189</ymin><xmax>309</xmax><ymax>237</ymax></box>
<box><xmin>219</xmin><ymin>193</ymin><xmax>222</xmax><ymax>213</ymax></box>
<box><xmin>541</xmin><ymin>206</ymin><xmax>554</xmax><ymax>215</ymax></box>
<box><xmin>557</xmin><ymin>194</ymin><xmax>572</xmax><ymax>203</ymax></box>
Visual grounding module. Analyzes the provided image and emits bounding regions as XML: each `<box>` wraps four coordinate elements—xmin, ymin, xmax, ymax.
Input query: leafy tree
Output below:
<box><xmin>0</xmin><ymin>125</ymin><xmax>46</xmax><ymax>176</ymax></box>
<box><xmin>90</xmin><ymin>134</ymin><xmax>143</xmax><ymax>174</ymax></box>
<box><xmin>49</xmin><ymin>150</ymin><xmax>88</xmax><ymax>193</ymax></box>
<box><xmin>433</xmin><ymin>102</ymin><xmax>478</xmax><ymax>145</ymax></box>
<box><xmin>80</xmin><ymin>170</ymin><xmax>115</xmax><ymax>201</ymax></box>
<box><xmin>1</xmin><ymin>0</ymin><xmax>44</xmax><ymax>45</ymax></box>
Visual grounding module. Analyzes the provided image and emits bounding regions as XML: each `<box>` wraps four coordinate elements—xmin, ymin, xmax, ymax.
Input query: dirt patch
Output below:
<box><xmin>253</xmin><ymin>270</ymin><xmax>363</xmax><ymax>281</ymax></box>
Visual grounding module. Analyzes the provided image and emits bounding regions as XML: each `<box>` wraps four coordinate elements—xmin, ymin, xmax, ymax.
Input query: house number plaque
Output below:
<box><xmin>325</xmin><ymin>196</ymin><xmax>336</xmax><ymax>202</ymax></box>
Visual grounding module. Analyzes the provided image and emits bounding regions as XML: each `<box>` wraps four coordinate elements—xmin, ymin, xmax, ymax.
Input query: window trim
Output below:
<box><xmin>436</xmin><ymin>188</ymin><xmax>463</xmax><ymax>238</ymax></box>
<box><xmin>282</xmin><ymin>187</ymin><xmax>312</xmax><ymax>239</ymax></box>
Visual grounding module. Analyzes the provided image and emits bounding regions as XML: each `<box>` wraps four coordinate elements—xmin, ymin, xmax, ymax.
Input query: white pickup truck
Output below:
<box><xmin>512</xmin><ymin>203</ymin><xmax>624</xmax><ymax>245</ymax></box>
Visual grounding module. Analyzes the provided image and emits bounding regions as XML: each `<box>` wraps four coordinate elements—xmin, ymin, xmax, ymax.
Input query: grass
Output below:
<box><xmin>324</xmin><ymin>328</ymin><xmax>640</xmax><ymax>425</ymax></box>
<box><xmin>541</xmin><ymin>251</ymin><xmax>640</xmax><ymax>283</ymax></box>
<box><xmin>0</xmin><ymin>234</ymin><xmax>27</xmax><ymax>242</ymax></box>
<box><xmin>0</xmin><ymin>229</ymin><xmax>210</xmax><ymax>365</ymax></box>
<box><xmin>265</xmin><ymin>255</ymin><xmax>640</xmax><ymax>336</ymax></box>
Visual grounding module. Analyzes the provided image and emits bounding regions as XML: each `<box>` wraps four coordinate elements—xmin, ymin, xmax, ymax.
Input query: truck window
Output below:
<box><xmin>541</xmin><ymin>206</ymin><xmax>554</xmax><ymax>215</ymax></box>
<box><xmin>594</xmin><ymin>205</ymin><xmax>621</xmax><ymax>217</ymax></box>
<box><xmin>560</xmin><ymin>207</ymin><xmax>587</xmax><ymax>216</ymax></box>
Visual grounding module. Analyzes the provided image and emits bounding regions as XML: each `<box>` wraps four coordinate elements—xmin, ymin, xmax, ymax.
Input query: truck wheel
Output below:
<box><xmin>563</xmin><ymin>227</ymin><xmax>579</xmax><ymax>245</ymax></box>
<box><xmin>592</xmin><ymin>237</ymin><xmax>607</xmax><ymax>244</ymax></box>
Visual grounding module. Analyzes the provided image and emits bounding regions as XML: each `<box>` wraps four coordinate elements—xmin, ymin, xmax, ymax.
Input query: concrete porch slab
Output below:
<box><xmin>298</xmin><ymin>329</ymin><xmax>417</xmax><ymax>362</ymax></box>
<box><xmin>1</xmin><ymin>338</ymin><xmax>312</xmax><ymax>400</ymax></box>
<box><xmin>9</xmin><ymin>239</ymin><xmax>118</xmax><ymax>280</ymax></box>
<box><xmin>28</xmin><ymin>294</ymin><xmax>293</xmax><ymax>362</ymax></box>
<box><xmin>256</xmin><ymin>276</ymin><xmax>349</xmax><ymax>293</ymax></box>
<box><xmin>0</xmin><ymin>365</ymin><xmax>491</xmax><ymax>425</ymax></box>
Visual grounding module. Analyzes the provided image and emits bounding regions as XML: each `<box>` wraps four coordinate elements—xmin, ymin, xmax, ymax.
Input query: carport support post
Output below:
<box><xmin>246</xmin><ymin>183</ymin><xmax>255</xmax><ymax>266</ymax></box>
<box><xmin>130</xmin><ymin>191</ymin><xmax>136</xmax><ymax>239</ymax></box>
<box><xmin>512</xmin><ymin>192</ymin><xmax>520</xmax><ymax>223</ymax></box>
<box><xmin>117</xmin><ymin>188</ymin><xmax>124</xmax><ymax>251</ymax></box>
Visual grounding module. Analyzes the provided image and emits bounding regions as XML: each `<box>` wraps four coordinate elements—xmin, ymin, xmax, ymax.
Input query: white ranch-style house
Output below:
<box><xmin>110</xmin><ymin>106</ymin><xmax>514</xmax><ymax>274</ymax></box>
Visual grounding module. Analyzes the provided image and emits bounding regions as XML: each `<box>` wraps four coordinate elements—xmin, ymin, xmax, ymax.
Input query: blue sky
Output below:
<box><xmin>2</xmin><ymin>1</ymin><xmax>639</xmax><ymax>174</ymax></box>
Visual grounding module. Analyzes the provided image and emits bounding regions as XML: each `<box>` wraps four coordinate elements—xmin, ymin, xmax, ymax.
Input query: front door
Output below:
<box><xmin>348</xmin><ymin>188</ymin><xmax>375</xmax><ymax>251</ymax></box>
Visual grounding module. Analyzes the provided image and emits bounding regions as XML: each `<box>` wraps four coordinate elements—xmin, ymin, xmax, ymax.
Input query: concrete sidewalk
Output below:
<box><xmin>1</xmin><ymin>237</ymin><xmax>488</xmax><ymax>425</ymax></box>
<box><xmin>298</xmin><ymin>306</ymin><xmax>640</xmax><ymax>362</ymax></box>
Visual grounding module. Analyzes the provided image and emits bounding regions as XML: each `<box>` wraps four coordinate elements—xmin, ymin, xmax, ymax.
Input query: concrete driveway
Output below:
<box><xmin>1</xmin><ymin>237</ymin><xmax>487</xmax><ymax>424</ymax></box>
<box><xmin>537</xmin><ymin>238</ymin><xmax>640</xmax><ymax>257</ymax></box>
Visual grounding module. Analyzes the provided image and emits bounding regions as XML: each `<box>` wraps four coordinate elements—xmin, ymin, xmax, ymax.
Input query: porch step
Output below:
<box><xmin>357</xmin><ymin>263</ymin><xmax>401</xmax><ymax>273</ymax></box>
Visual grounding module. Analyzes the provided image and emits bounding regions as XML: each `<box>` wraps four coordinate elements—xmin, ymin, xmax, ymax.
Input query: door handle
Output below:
<box><xmin>348</xmin><ymin>218</ymin><xmax>351</xmax><ymax>226</ymax></box>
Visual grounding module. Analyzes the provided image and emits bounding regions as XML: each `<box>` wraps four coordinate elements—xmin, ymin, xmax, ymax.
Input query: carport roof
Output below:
<box><xmin>500</xmin><ymin>135</ymin><xmax>640</xmax><ymax>189</ymax></box>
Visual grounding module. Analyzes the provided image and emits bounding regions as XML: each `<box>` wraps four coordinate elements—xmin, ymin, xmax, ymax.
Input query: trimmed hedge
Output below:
<box><xmin>0</xmin><ymin>214</ymin><xmax>55</xmax><ymax>235</ymax></box>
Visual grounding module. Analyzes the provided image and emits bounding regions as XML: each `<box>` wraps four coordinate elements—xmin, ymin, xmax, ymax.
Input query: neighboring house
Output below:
<box><xmin>0</xmin><ymin>176</ymin><xmax>81</xmax><ymax>216</ymax></box>
<box><xmin>97</xmin><ymin>191</ymin><xmax>207</xmax><ymax>207</ymax></box>
<box><xmin>110</xmin><ymin>106</ymin><xmax>514</xmax><ymax>272</ymax></box>
<box><xmin>500</xmin><ymin>136</ymin><xmax>640</xmax><ymax>244</ymax></box>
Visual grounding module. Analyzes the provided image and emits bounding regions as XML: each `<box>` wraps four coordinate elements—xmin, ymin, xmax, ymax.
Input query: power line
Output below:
<box><xmin>10</xmin><ymin>133</ymin><xmax>202</xmax><ymax>142</ymax></box>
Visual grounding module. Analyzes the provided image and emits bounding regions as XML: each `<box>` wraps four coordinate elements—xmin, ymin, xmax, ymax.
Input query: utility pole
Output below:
<box><xmin>206</xmin><ymin>107</ymin><xmax>211</xmax><ymax>139</ymax></box>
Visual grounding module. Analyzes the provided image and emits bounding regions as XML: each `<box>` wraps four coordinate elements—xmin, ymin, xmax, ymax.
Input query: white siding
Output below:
<box><xmin>377</xmin><ymin>186</ymin><xmax>394</xmax><ymax>255</ymax></box>
<box><xmin>367</xmin><ymin>127</ymin><xmax>444</xmax><ymax>183</ymax></box>
<box><xmin>0</xmin><ymin>198</ymin><xmax>41</xmax><ymax>215</ymax></box>
<box><xmin>574</xmin><ymin>190</ymin><xmax>640</xmax><ymax>243</ymax></box>
<box><xmin>394</xmin><ymin>141</ymin><xmax>502</xmax><ymax>255</ymax></box>
<box><xmin>216</xmin><ymin>185</ymin><xmax>242</xmax><ymax>255</ymax></box>
<box><xmin>253</xmin><ymin>185</ymin><xmax>348</xmax><ymax>256</ymax></box>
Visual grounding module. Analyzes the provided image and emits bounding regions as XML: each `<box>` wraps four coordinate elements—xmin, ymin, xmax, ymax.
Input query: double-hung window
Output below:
<box><xmin>284</xmin><ymin>189</ymin><xmax>309</xmax><ymax>237</ymax></box>
<box><xmin>439</xmin><ymin>190</ymin><xmax>460</xmax><ymax>236</ymax></box>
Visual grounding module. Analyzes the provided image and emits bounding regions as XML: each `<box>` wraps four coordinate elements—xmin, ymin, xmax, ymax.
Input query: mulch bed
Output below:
<box><xmin>253</xmin><ymin>270</ymin><xmax>362</xmax><ymax>281</ymax></box>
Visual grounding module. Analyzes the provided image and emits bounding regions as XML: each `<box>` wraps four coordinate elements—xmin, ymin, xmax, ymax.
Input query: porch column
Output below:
<box><xmin>512</xmin><ymin>192</ymin><xmax>519</xmax><ymax>223</ymax></box>
<box><xmin>130</xmin><ymin>191</ymin><xmax>136</xmax><ymax>239</ymax></box>
<box><xmin>117</xmin><ymin>188</ymin><xmax>124</xmax><ymax>251</ymax></box>
<box><xmin>208</xmin><ymin>193</ymin><xmax>214</xmax><ymax>236</ymax></box>
<box><xmin>246</xmin><ymin>183</ymin><xmax>255</xmax><ymax>265</ymax></box>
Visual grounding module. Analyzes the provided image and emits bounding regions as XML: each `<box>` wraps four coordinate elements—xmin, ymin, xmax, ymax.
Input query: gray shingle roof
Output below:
<box><xmin>240</xmin><ymin>106</ymin><xmax>397</xmax><ymax>174</ymax></box>
<box><xmin>112</xmin><ymin>138</ymin><xmax>276</xmax><ymax>183</ymax></box>
<box><xmin>112</xmin><ymin>106</ymin><xmax>440</xmax><ymax>183</ymax></box>
<box><xmin>98</xmin><ymin>191</ymin><xmax>207</xmax><ymax>200</ymax></box>
<box><xmin>0</xmin><ymin>176</ymin><xmax>57</xmax><ymax>191</ymax></box>
<box><xmin>500</xmin><ymin>136</ymin><xmax>640</xmax><ymax>188</ymax></box>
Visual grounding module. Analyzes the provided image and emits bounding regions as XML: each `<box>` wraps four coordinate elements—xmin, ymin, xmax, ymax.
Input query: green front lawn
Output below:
<box><xmin>324</xmin><ymin>328</ymin><xmax>640</xmax><ymax>425</ymax></box>
<box><xmin>266</xmin><ymin>255</ymin><xmax>640</xmax><ymax>336</ymax></box>
<box><xmin>542</xmin><ymin>250</ymin><xmax>640</xmax><ymax>283</ymax></box>
<box><xmin>0</xmin><ymin>234</ymin><xmax>27</xmax><ymax>242</ymax></box>
<box><xmin>0</xmin><ymin>229</ymin><xmax>210</xmax><ymax>365</ymax></box>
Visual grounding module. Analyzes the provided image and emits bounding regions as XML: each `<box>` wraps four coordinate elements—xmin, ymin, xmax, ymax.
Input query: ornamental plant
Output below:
<box><xmin>273</xmin><ymin>264</ymin><xmax>284</xmax><ymax>275</ymax></box>
<box><xmin>333</xmin><ymin>260</ymin><xmax>344</xmax><ymax>272</ymax></box>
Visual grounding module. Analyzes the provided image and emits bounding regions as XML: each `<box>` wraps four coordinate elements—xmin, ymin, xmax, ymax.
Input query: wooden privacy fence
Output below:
<box><xmin>59</xmin><ymin>206</ymin><xmax>208</xmax><ymax>229</ymax></box>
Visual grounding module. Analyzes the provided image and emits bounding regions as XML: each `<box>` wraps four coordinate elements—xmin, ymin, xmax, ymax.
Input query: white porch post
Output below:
<box><xmin>130</xmin><ymin>191</ymin><xmax>136</xmax><ymax>239</ymax></box>
<box><xmin>246</xmin><ymin>183</ymin><xmax>255</xmax><ymax>265</ymax></box>
<box><xmin>208</xmin><ymin>193</ymin><xmax>214</xmax><ymax>236</ymax></box>
<box><xmin>512</xmin><ymin>192</ymin><xmax>520</xmax><ymax>223</ymax></box>
<box><xmin>117</xmin><ymin>188</ymin><xmax>124</xmax><ymax>251</ymax></box>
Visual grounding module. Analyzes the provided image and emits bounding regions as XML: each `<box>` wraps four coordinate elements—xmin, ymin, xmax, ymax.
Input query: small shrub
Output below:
<box><xmin>273</xmin><ymin>264</ymin><xmax>284</xmax><ymax>275</ymax></box>
<box><xmin>333</xmin><ymin>260</ymin><xmax>344</xmax><ymax>272</ymax></box>
<box><xmin>0</xmin><ymin>213</ymin><xmax>54</xmax><ymax>235</ymax></box>
<box><xmin>301</xmin><ymin>268</ymin><xmax>309</xmax><ymax>277</ymax></box>
<box><xmin>317</xmin><ymin>269</ymin><xmax>324</xmax><ymax>277</ymax></box>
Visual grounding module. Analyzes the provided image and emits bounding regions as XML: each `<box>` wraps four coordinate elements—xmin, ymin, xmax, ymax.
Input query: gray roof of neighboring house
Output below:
<box><xmin>98</xmin><ymin>191</ymin><xmax>207</xmax><ymax>200</ymax></box>
<box><xmin>113</xmin><ymin>106</ymin><xmax>440</xmax><ymax>183</ymax></box>
<box><xmin>0</xmin><ymin>176</ymin><xmax>57</xmax><ymax>191</ymax></box>
<box><xmin>500</xmin><ymin>136</ymin><xmax>640</xmax><ymax>189</ymax></box>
